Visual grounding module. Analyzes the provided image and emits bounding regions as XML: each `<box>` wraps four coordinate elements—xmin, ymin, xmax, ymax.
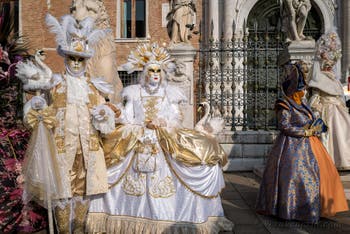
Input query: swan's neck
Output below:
<box><xmin>35</xmin><ymin>56</ymin><xmax>50</xmax><ymax>72</ymax></box>
<box><xmin>198</xmin><ymin>103</ymin><xmax>210</xmax><ymax>125</ymax></box>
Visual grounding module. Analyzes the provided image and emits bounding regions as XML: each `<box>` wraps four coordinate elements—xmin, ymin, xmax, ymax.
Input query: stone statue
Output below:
<box><xmin>166</xmin><ymin>0</ymin><xmax>196</xmax><ymax>44</ymax></box>
<box><xmin>167</xmin><ymin>60</ymin><xmax>190</xmax><ymax>83</ymax></box>
<box><xmin>71</xmin><ymin>0</ymin><xmax>123</xmax><ymax>103</ymax></box>
<box><xmin>281</xmin><ymin>0</ymin><xmax>312</xmax><ymax>42</ymax></box>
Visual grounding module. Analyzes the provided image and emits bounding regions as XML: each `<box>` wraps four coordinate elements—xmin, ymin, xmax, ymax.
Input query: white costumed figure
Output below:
<box><xmin>87</xmin><ymin>43</ymin><xmax>233</xmax><ymax>233</ymax></box>
<box><xmin>308</xmin><ymin>31</ymin><xmax>350</xmax><ymax>169</ymax></box>
<box><xmin>20</xmin><ymin>14</ymin><xmax>118</xmax><ymax>234</ymax></box>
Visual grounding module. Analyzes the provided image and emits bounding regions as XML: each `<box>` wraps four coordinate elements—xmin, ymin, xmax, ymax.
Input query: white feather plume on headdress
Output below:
<box><xmin>79</xmin><ymin>17</ymin><xmax>112</xmax><ymax>45</ymax></box>
<box><xmin>45</xmin><ymin>14</ymin><xmax>76</xmax><ymax>48</ymax></box>
<box><xmin>45</xmin><ymin>14</ymin><xmax>109</xmax><ymax>58</ymax></box>
<box><xmin>122</xmin><ymin>43</ymin><xmax>175</xmax><ymax>74</ymax></box>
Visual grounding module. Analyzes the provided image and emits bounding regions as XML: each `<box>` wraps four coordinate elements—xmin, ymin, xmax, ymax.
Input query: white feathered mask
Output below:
<box><xmin>45</xmin><ymin>14</ymin><xmax>110</xmax><ymax>58</ymax></box>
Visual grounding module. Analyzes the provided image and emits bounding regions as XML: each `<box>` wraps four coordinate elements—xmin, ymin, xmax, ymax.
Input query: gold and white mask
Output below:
<box><xmin>65</xmin><ymin>55</ymin><xmax>87</xmax><ymax>76</ymax></box>
<box><xmin>146</xmin><ymin>63</ymin><xmax>162</xmax><ymax>87</ymax></box>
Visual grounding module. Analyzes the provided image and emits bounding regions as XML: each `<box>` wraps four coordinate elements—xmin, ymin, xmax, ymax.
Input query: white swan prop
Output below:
<box><xmin>195</xmin><ymin>102</ymin><xmax>225</xmax><ymax>136</ymax></box>
<box><xmin>16</xmin><ymin>49</ymin><xmax>53</xmax><ymax>91</ymax></box>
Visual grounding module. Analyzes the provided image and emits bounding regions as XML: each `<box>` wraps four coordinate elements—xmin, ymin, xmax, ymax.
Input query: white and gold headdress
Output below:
<box><xmin>45</xmin><ymin>14</ymin><xmax>110</xmax><ymax>58</ymax></box>
<box><xmin>122</xmin><ymin>43</ymin><xmax>175</xmax><ymax>74</ymax></box>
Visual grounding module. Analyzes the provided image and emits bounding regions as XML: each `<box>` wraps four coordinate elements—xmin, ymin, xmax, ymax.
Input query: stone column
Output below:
<box><xmin>342</xmin><ymin>0</ymin><xmax>350</xmax><ymax>79</ymax></box>
<box><xmin>223</xmin><ymin>0</ymin><xmax>235</xmax><ymax>40</ymax></box>
<box><xmin>167</xmin><ymin>44</ymin><xmax>197</xmax><ymax>128</ymax></box>
<box><xmin>208</xmin><ymin>0</ymin><xmax>220</xmax><ymax>40</ymax></box>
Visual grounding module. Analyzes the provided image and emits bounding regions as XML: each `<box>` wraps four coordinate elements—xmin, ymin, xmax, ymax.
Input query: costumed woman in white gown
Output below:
<box><xmin>87</xmin><ymin>43</ymin><xmax>233</xmax><ymax>233</ymax></box>
<box><xmin>308</xmin><ymin>31</ymin><xmax>350</xmax><ymax>169</ymax></box>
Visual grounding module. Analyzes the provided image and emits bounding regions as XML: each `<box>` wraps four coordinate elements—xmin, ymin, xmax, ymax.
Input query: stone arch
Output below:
<box><xmin>236</xmin><ymin>0</ymin><xmax>334</xmax><ymax>35</ymax></box>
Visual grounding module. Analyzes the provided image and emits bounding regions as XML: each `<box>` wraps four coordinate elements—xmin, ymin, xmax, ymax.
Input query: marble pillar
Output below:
<box><xmin>342</xmin><ymin>0</ymin><xmax>350</xmax><ymax>79</ymax></box>
<box><xmin>167</xmin><ymin>44</ymin><xmax>197</xmax><ymax>128</ymax></box>
<box><xmin>208</xmin><ymin>0</ymin><xmax>220</xmax><ymax>40</ymax></box>
<box><xmin>223</xmin><ymin>0</ymin><xmax>236</xmax><ymax>39</ymax></box>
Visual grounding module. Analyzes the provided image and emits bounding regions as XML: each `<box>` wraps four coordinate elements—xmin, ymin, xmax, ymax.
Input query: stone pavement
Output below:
<box><xmin>221</xmin><ymin>172</ymin><xmax>350</xmax><ymax>234</ymax></box>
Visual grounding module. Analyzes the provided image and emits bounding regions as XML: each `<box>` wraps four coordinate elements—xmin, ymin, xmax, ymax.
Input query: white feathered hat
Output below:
<box><xmin>45</xmin><ymin>14</ymin><xmax>109</xmax><ymax>58</ymax></box>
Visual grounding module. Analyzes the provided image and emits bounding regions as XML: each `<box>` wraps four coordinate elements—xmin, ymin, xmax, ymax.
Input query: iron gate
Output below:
<box><xmin>197</xmin><ymin>21</ymin><xmax>287</xmax><ymax>131</ymax></box>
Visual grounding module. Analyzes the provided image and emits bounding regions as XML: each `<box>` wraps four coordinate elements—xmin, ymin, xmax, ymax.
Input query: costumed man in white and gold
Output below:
<box><xmin>308</xmin><ymin>31</ymin><xmax>350</xmax><ymax>169</ymax></box>
<box><xmin>22</xmin><ymin>14</ymin><xmax>118</xmax><ymax>234</ymax></box>
<box><xmin>70</xmin><ymin>0</ymin><xmax>123</xmax><ymax>103</ymax></box>
<box><xmin>87</xmin><ymin>43</ymin><xmax>233</xmax><ymax>233</ymax></box>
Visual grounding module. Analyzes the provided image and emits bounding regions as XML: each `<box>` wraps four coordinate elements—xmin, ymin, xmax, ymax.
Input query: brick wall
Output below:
<box><xmin>21</xmin><ymin>0</ymin><xmax>202</xmax><ymax>72</ymax></box>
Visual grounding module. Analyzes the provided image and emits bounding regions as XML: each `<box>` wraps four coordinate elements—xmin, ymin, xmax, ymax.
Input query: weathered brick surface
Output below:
<box><xmin>21</xmin><ymin>0</ymin><xmax>202</xmax><ymax>72</ymax></box>
<box><xmin>22</xmin><ymin>0</ymin><xmax>71</xmax><ymax>72</ymax></box>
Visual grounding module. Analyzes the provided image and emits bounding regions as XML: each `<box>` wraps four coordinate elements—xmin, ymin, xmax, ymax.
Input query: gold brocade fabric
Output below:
<box><xmin>157</xmin><ymin>128</ymin><xmax>227</xmax><ymax>166</ymax></box>
<box><xmin>71</xmin><ymin>152</ymin><xmax>87</xmax><ymax>196</ymax></box>
<box><xmin>143</xmin><ymin>97</ymin><xmax>160</xmax><ymax>122</ymax></box>
<box><xmin>49</xmin><ymin>75</ymin><xmax>108</xmax><ymax>197</ymax></box>
<box><xmin>103</xmin><ymin>125</ymin><xmax>227</xmax><ymax>168</ymax></box>
<box><xmin>55</xmin><ymin>205</ymin><xmax>71</xmax><ymax>233</ymax></box>
<box><xmin>87</xmin><ymin>213</ymin><xmax>234</xmax><ymax>234</ymax></box>
<box><xmin>26</xmin><ymin>108</ymin><xmax>56</xmax><ymax>129</ymax></box>
<box><xmin>102</xmin><ymin>125</ymin><xmax>139</xmax><ymax>168</ymax></box>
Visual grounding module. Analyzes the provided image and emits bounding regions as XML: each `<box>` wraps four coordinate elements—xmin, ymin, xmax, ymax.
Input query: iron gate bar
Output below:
<box><xmin>197</xmin><ymin>18</ymin><xmax>286</xmax><ymax>131</ymax></box>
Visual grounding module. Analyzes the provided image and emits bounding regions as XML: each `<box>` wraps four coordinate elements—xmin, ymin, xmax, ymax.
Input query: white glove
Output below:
<box><xmin>92</xmin><ymin>104</ymin><xmax>115</xmax><ymax>121</ymax></box>
<box><xmin>92</xmin><ymin>104</ymin><xmax>116</xmax><ymax>134</ymax></box>
<box><xmin>30</xmin><ymin>95</ymin><xmax>47</xmax><ymax>110</ymax></box>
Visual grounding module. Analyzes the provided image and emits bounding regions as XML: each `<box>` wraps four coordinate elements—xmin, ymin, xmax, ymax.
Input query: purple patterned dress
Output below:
<box><xmin>256</xmin><ymin>97</ymin><xmax>321</xmax><ymax>223</ymax></box>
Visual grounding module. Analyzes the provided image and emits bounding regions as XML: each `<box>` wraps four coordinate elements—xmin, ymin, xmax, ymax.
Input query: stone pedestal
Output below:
<box><xmin>167</xmin><ymin>43</ymin><xmax>196</xmax><ymax>128</ymax></box>
<box><xmin>279</xmin><ymin>40</ymin><xmax>316</xmax><ymax>66</ymax></box>
<box><xmin>218</xmin><ymin>130</ymin><xmax>279</xmax><ymax>172</ymax></box>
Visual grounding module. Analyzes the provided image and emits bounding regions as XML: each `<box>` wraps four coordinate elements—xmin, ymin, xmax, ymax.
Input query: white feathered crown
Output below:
<box><xmin>45</xmin><ymin>14</ymin><xmax>110</xmax><ymax>58</ymax></box>
<box><xmin>122</xmin><ymin>43</ymin><xmax>175</xmax><ymax>74</ymax></box>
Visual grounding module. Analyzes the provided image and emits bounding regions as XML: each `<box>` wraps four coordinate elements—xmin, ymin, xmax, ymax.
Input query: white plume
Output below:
<box><xmin>122</xmin><ymin>62</ymin><xmax>136</xmax><ymax>74</ymax></box>
<box><xmin>79</xmin><ymin>17</ymin><xmax>95</xmax><ymax>36</ymax></box>
<box><xmin>45</xmin><ymin>14</ymin><xmax>75</xmax><ymax>47</ymax></box>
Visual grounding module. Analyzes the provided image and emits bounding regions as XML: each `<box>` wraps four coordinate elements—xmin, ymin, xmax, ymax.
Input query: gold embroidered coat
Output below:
<box><xmin>50</xmin><ymin>74</ymin><xmax>108</xmax><ymax>198</ymax></box>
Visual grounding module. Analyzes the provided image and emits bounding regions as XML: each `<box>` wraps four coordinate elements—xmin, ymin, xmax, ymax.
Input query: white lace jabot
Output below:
<box><xmin>66</xmin><ymin>74</ymin><xmax>90</xmax><ymax>104</ymax></box>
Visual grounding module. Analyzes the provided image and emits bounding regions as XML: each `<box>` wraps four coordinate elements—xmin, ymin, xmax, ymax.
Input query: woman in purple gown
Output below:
<box><xmin>256</xmin><ymin>62</ymin><xmax>348</xmax><ymax>223</ymax></box>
